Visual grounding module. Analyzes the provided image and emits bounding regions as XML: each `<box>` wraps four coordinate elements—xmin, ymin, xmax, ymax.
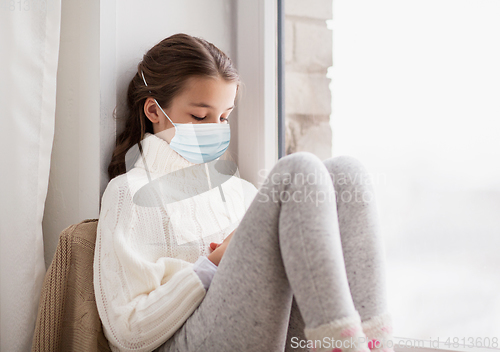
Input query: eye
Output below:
<box><xmin>220</xmin><ymin>117</ymin><xmax>228</xmax><ymax>122</ymax></box>
<box><xmin>191</xmin><ymin>114</ymin><xmax>205</xmax><ymax>121</ymax></box>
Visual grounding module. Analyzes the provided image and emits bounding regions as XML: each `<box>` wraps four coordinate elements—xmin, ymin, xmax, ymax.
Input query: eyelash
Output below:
<box><xmin>191</xmin><ymin>114</ymin><xmax>228</xmax><ymax>122</ymax></box>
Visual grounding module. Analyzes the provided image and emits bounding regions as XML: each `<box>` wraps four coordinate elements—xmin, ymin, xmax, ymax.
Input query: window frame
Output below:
<box><xmin>235</xmin><ymin>0</ymin><xmax>279</xmax><ymax>189</ymax></box>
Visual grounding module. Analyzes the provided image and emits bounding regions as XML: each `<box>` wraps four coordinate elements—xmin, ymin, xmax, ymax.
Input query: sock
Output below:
<box><xmin>304</xmin><ymin>311</ymin><xmax>370</xmax><ymax>352</ymax></box>
<box><xmin>361</xmin><ymin>312</ymin><xmax>395</xmax><ymax>352</ymax></box>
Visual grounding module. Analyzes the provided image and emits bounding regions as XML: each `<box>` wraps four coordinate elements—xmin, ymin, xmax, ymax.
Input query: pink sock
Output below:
<box><xmin>361</xmin><ymin>312</ymin><xmax>395</xmax><ymax>352</ymax></box>
<box><xmin>304</xmin><ymin>311</ymin><xmax>371</xmax><ymax>352</ymax></box>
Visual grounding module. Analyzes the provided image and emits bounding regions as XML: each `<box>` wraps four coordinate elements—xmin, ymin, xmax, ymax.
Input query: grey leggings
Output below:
<box><xmin>155</xmin><ymin>152</ymin><xmax>388</xmax><ymax>352</ymax></box>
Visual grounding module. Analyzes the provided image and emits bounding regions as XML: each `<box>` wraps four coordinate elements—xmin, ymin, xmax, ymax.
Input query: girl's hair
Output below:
<box><xmin>107</xmin><ymin>33</ymin><xmax>240</xmax><ymax>181</ymax></box>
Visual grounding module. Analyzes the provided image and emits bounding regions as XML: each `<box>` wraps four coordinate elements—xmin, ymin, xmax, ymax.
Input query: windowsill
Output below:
<box><xmin>394</xmin><ymin>345</ymin><xmax>451</xmax><ymax>352</ymax></box>
<box><xmin>395</xmin><ymin>346</ymin><xmax>456</xmax><ymax>352</ymax></box>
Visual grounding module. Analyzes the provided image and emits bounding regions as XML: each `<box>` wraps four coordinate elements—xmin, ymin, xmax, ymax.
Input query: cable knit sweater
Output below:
<box><xmin>93</xmin><ymin>132</ymin><xmax>258</xmax><ymax>352</ymax></box>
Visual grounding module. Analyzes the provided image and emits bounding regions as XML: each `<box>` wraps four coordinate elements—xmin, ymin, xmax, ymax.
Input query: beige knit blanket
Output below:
<box><xmin>32</xmin><ymin>219</ymin><xmax>111</xmax><ymax>352</ymax></box>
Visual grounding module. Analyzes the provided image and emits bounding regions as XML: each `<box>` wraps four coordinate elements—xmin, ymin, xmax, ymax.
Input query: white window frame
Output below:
<box><xmin>235</xmin><ymin>0</ymin><xmax>279</xmax><ymax>189</ymax></box>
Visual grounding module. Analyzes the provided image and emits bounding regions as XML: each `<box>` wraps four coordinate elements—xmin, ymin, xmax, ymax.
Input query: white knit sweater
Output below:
<box><xmin>93</xmin><ymin>132</ymin><xmax>258</xmax><ymax>352</ymax></box>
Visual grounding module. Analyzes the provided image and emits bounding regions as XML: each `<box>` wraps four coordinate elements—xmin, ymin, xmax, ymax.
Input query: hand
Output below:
<box><xmin>207</xmin><ymin>228</ymin><xmax>236</xmax><ymax>266</ymax></box>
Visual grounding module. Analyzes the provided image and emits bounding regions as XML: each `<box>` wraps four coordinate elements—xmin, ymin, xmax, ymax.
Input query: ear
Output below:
<box><xmin>144</xmin><ymin>97</ymin><xmax>161</xmax><ymax>123</ymax></box>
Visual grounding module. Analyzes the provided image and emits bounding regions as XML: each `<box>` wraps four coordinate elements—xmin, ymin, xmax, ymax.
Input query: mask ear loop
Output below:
<box><xmin>140</xmin><ymin>70</ymin><xmax>176</xmax><ymax>128</ymax></box>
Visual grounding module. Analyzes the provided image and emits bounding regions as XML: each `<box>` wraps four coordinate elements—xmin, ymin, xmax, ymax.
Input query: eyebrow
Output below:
<box><xmin>189</xmin><ymin>103</ymin><xmax>235</xmax><ymax>111</ymax></box>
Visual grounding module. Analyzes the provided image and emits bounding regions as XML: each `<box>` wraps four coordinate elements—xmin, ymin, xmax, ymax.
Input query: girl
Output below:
<box><xmin>94</xmin><ymin>33</ymin><xmax>395</xmax><ymax>352</ymax></box>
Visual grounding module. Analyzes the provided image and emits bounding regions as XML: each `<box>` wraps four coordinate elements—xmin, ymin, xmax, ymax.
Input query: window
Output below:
<box><xmin>330</xmin><ymin>0</ymin><xmax>500</xmax><ymax>347</ymax></box>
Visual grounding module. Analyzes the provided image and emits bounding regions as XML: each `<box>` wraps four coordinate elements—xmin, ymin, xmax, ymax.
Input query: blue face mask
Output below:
<box><xmin>141</xmin><ymin>71</ymin><xmax>231</xmax><ymax>164</ymax></box>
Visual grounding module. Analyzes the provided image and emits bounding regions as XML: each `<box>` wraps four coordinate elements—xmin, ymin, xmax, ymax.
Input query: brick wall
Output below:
<box><xmin>284</xmin><ymin>0</ymin><xmax>333</xmax><ymax>160</ymax></box>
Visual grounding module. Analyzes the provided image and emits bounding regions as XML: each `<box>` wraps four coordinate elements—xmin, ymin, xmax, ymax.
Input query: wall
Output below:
<box><xmin>284</xmin><ymin>0</ymin><xmax>333</xmax><ymax>160</ymax></box>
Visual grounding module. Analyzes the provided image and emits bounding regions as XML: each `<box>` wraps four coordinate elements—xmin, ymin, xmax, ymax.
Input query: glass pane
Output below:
<box><xmin>331</xmin><ymin>0</ymin><xmax>500</xmax><ymax>345</ymax></box>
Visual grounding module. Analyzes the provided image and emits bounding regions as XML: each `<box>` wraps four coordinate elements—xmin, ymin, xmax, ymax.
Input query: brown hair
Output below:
<box><xmin>107</xmin><ymin>33</ymin><xmax>240</xmax><ymax>181</ymax></box>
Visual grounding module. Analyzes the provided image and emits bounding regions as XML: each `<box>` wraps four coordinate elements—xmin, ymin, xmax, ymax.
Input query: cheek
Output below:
<box><xmin>165</xmin><ymin>107</ymin><xmax>190</xmax><ymax>123</ymax></box>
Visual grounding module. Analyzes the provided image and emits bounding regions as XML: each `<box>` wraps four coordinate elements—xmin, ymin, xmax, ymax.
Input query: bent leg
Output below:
<box><xmin>157</xmin><ymin>152</ymin><xmax>369</xmax><ymax>352</ymax></box>
<box><xmin>286</xmin><ymin>155</ymin><xmax>394</xmax><ymax>352</ymax></box>
<box><xmin>323</xmin><ymin>155</ymin><xmax>394</xmax><ymax>351</ymax></box>
<box><xmin>322</xmin><ymin>155</ymin><xmax>388</xmax><ymax>320</ymax></box>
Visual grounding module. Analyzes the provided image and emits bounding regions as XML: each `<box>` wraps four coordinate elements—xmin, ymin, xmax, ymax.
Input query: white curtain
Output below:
<box><xmin>0</xmin><ymin>2</ymin><xmax>62</xmax><ymax>351</ymax></box>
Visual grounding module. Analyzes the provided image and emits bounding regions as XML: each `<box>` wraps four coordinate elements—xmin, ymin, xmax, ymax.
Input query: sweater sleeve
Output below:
<box><xmin>93</xmin><ymin>178</ymin><xmax>206</xmax><ymax>352</ymax></box>
<box><xmin>193</xmin><ymin>255</ymin><xmax>218</xmax><ymax>290</ymax></box>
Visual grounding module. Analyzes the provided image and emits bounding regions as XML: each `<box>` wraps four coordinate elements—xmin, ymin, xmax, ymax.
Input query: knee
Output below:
<box><xmin>264</xmin><ymin>151</ymin><xmax>329</xmax><ymax>187</ymax></box>
<box><xmin>323</xmin><ymin>155</ymin><xmax>370</xmax><ymax>187</ymax></box>
<box><xmin>276</xmin><ymin>151</ymin><xmax>325</xmax><ymax>175</ymax></box>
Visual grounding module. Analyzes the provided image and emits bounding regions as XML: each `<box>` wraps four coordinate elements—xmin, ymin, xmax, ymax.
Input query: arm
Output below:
<box><xmin>93</xmin><ymin>179</ymin><xmax>206</xmax><ymax>352</ymax></box>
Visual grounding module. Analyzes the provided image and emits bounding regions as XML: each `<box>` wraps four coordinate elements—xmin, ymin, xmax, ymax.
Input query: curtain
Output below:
<box><xmin>0</xmin><ymin>1</ymin><xmax>62</xmax><ymax>351</ymax></box>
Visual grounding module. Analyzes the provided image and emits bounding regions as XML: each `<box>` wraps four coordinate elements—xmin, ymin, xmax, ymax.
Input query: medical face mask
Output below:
<box><xmin>141</xmin><ymin>71</ymin><xmax>231</xmax><ymax>164</ymax></box>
